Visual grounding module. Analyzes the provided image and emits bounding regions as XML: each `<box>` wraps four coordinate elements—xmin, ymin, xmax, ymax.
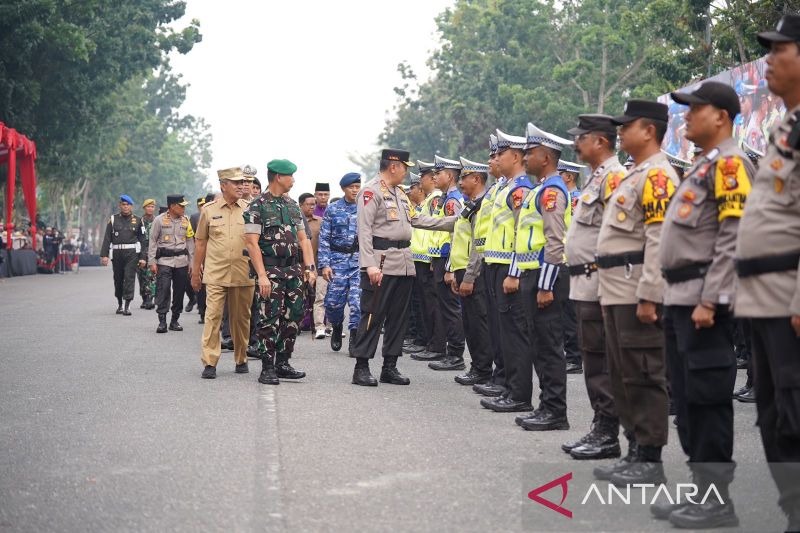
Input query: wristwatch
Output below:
<box><xmin>304</xmin><ymin>264</ymin><xmax>316</xmax><ymax>272</ymax></box>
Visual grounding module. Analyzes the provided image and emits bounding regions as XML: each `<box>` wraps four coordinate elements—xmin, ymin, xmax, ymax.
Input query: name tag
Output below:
<box><xmin>212</xmin><ymin>215</ymin><xmax>223</xmax><ymax>219</ymax></box>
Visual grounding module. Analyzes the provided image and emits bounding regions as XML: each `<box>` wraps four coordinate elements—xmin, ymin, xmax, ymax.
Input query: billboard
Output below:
<box><xmin>659</xmin><ymin>56</ymin><xmax>785</xmax><ymax>160</ymax></box>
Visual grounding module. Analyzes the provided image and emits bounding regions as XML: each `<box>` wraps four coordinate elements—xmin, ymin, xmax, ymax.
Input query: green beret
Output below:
<box><xmin>267</xmin><ymin>159</ymin><xmax>297</xmax><ymax>175</ymax></box>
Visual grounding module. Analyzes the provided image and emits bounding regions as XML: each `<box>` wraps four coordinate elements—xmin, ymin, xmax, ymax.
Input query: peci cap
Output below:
<box><xmin>267</xmin><ymin>159</ymin><xmax>297</xmax><ymax>176</ymax></box>
<box><xmin>166</xmin><ymin>194</ymin><xmax>189</xmax><ymax>207</ymax></box>
<box><xmin>381</xmin><ymin>149</ymin><xmax>414</xmax><ymax>167</ymax></box>
<box><xmin>314</xmin><ymin>182</ymin><xmax>330</xmax><ymax>192</ymax></box>
<box><xmin>612</xmin><ymin>99</ymin><xmax>669</xmax><ymax>125</ymax></box>
<box><xmin>670</xmin><ymin>81</ymin><xmax>741</xmax><ymax>120</ymax></box>
<box><xmin>567</xmin><ymin>114</ymin><xmax>618</xmax><ymax>136</ymax></box>
<box><xmin>757</xmin><ymin>14</ymin><xmax>800</xmax><ymax>48</ymax></box>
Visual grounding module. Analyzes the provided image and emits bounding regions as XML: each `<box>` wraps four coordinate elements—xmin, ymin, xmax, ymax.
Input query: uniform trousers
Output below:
<box><xmin>313</xmin><ymin>276</ymin><xmax>329</xmax><ymax>330</ymax></box>
<box><xmin>112</xmin><ymin>249</ymin><xmax>138</xmax><ymax>301</ymax></box>
<box><xmin>256</xmin><ymin>272</ymin><xmax>304</xmax><ymax>359</ymax></box>
<box><xmin>575</xmin><ymin>300</ymin><xmax>616</xmax><ymax>420</ymax></box>
<box><xmin>563</xmin><ymin>298</ymin><xmax>581</xmax><ymax>365</ymax></box>
<box><xmin>351</xmin><ymin>273</ymin><xmax>413</xmax><ymax>360</ymax></box>
<box><xmin>407</xmin><ymin>262</ymin><xmax>429</xmax><ymax>344</ymax></box>
<box><xmin>751</xmin><ymin>317</ymin><xmax>800</xmax><ymax>512</ymax></box>
<box><xmin>488</xmin><ymin>263</ymin><xmax>531</xmax><ymax>403</ymax></box>
<box><xmin>455</xmin><ymin>269</ymin><xmax>492</xmax><ymax>377</ymax></box>
<box><xmin>155</xmin><ymin>265</ymin><xmax>187</xmax><ymax>316</ymax></box>
<box><xmin>482</xmin><ymin>260</ymin><xmax>505</xmax><ymax>387</ymax></box>
<box><xmin>137</xmin><ymin>265</ymin><xmax>156</xmax><ymax>302</ymax></box>
<box><xmin>664</xmin><ymin>305</ymin><xmax>736</xmax><ymax>484</ymax></box>
<box><xmin>602</xmin><ymin>304</ymin><xmax>669</xmax><ymax>447</ymax></box>
<box><xmin>520</xmin><ymin>269</ymin><xmax>568</xmax><ymax>416</ymax></box>
<box><xmin>201</xmin><ymin>284</ymin><xmax>253</xmax><ymax>367</ymax></box>
<box><xmin>418</xmin><ymin>261</ymin><xmax>445</xmax><ymax>353</ymax></box>
<box><xmin>431</xmin><ymin>257</ymin><xmax>465</xmax><ymax>357</ymax></box>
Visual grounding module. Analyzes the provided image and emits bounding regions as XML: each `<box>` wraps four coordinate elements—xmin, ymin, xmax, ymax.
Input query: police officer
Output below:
<box><xmin>649</xmin><ymin>82</ymin><xmax>753</xmax><ymax>528</ymax></box>
<box><xmin>513</xmin><ymin>123</ymin><xmax>572</xmax><ymax>432</ymax></box>
<box><xmin>319</xmin><ymin>172</ymin><xmax>362</xmax><ymax>354</ymax></box>
<box><xmin>563</xmin><ymin>114</ymin><xmax>625</xmax><ymax>460</ymax></box>
<box><xmin>244</xmin><ymin>159</ymin><xmax>315</xmax><ymax>385</ymax></box>
<box><xmin>100</xmin><ymin>194</ymin><xmax>147</xmax><ymax>316</ymax></box>
<box><xmin>557</xmin><ymin>160</ymin><xmax>584</xmax><ymax>375</ymax></box>
<box><xmin>404</xmin><ymin>173</ymin><xmax>428</xmax><ymax>351</ymax></box>
<box><xmin>593</xmin><ymin>100</ymin><xmax>679</xmax><ymax>485</ymax></box>
<box><xmin>351</xmin><ymin>149</ymin><xmax>416</xmax><ymax>386</ymax></box>
<box><xmin>148</xmin><ymin>194</ymin><xmax>195</xmax><ymax>333</ymax></box>
<box><xmin>138</xmin><ymin>198</ymin><xmax>157</xmax><ymax>310</ymax></box>
<box><xmin>480</xmin><ymin>129</ymin><xmax>535</xmax><ymax>413</ymax></box>
<box><xmin>736</xmin><ymin>17</ymin><xmax>800</xmax><ymax>531</ymax></box>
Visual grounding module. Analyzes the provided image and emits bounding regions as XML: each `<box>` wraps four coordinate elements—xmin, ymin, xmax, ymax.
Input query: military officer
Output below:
<box><xmin>148</xmin><ymin>194</ymin><xmax>195</xmax><ymax>333</ymax></box>
<box><xmin>593</xmin><ymin>100</ymin><xmax>679</xmax><ymax>485</ymax></box>
<box><xmin>735</xmin><ymin>17</ymin><xmax>800</xmax><ymax>532</ymax></box>
<box><xmin>100</xmin><ymin>194</ymin><xmax>147</xmax><ymax>315</ymax></box>
<box><xmin>563</xmin><ymin>114</ymin><xmax>626</xmax><ymax>461</ymax></box>
<box><xmin>350</xmin><ymin>149</ymin><xmax>416</xmax><ymax>386</ymax></box>
<box><xmin>648</xmin><ymin>81</ymin><xmax>752</xmax><ymax>528</ymax></box>
<box><xmin>480</xmin><ymin>129</ymin><xmax>535</xmax><ymax>413</ymax></box>
<box><xmin>137</xmin><ymin>198</ymin><xmax>157</xmax><ymax>310</ymax></box>
<box><xmin>319</xmin><ymin>172</ymin><xmax>362</xmax><ymax>354</ymax></box>
<box><xmin>244</xmin><ymin>159</ymin><xmax>315</xmax><ymax>385</ymax></box>
<box><xmin>513</xmin><ymin>123</ymin><xmax>573</xmax><ymax>432</ymax></box>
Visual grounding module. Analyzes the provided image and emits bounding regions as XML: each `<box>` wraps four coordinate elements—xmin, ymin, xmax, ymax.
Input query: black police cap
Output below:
<box><xmin>381</xmin><ymin>149</ymin><xmax>414</xmax><ymax>167</ymax></box>
<box><xmin>567</xmin><ymin>114</ymin><xmax>618</xmax><ymax>136</ymax></box>
<box><xmin>166</xmin><ymin>194</ymin><xmax>188</xmax><ymax>206</ymax></box>
<box><xmin>671</xmin><ymin>81</ymin><xmax>741</xmax><ymax>120</ymax></box>
<box><xmin>611</xmin><ymin>100</ymin><xmax>669</xmax><ymax>125</ymax></box>
<box><xmin>758</xmin><ymin>14</ymin><xmax>800</xmax><ymax>48</ymax></box>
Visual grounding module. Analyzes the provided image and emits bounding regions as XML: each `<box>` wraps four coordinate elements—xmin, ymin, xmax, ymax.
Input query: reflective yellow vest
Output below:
<box><xmin>449</xmin><ymin>215</ymin><xmax>473</xmax><ymax>272</ymax></box>
<box><xmin>484</xmin><ymin>175</ymin><xmax>533</xmax><ymax>265</ymax></box>
<box><xmin>428</xmin><ymin>188</ymin><xmax>463</xmax><ymax>258</ymax></box>
<box><xmin>411</xmin><ymin>191</ymin><xmax>441</xmax><ymax>263</ymax></box>
<box><xmin>514</xmin><ymin>176</ymin><xmax>572</xmax><ymax>271</ymax></box>
<box><xmin>474</xmin><ymin>179</ymin><xmax>503</xmax><ymax>254</ymax></box>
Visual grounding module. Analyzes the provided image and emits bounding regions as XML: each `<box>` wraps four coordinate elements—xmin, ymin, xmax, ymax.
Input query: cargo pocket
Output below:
<box><xmin>619</xmin><ymin>325</ymin><xmax>665</xmax><ymax>384</ymax></box>
<box><xmin>686</xmin><ymin>346</ymin><xmax>736</xmax><ymax>405</ymax></box>
<box><xmin>359</xmin><ymin>273</ymin><xmax>376</xmax><ymax>315</ymax></box>
<box><xmin>776</xmin><ymin>366</ymin><xmax>800</xmax><ymax>437</ymax></box>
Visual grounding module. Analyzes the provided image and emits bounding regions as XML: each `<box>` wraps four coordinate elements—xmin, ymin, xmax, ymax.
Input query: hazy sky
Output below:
<box><xmin>169</xmin><ymin>0</ymin><xmax>453</xmax><ymax>198</ymax></box>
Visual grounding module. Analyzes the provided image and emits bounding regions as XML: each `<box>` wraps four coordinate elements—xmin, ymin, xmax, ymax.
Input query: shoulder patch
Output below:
<box><xmin>444</xmin><ymin>198</ymin><xmax>458</xmax><ymax>216</ymax></box>
<box><xmin>363</xmin><ymin>190</ymin><xmax>374</xmax><ymax>206</ymax></box>
<box><xmin>543</xmin><ymin>188</ymin><xmax>559</xmax><ymax>212</ymax></box>
<box><xmin>646</xmin><ymin>168</ymin><xmax>672</xmax><ymax>200</ymax></box>
<box><xmin>604</xmin><ymin>171</ymin><xmax>625</xmax><ymax>199</ymax></box>
<box><xmin>511</xmin><ymin>187</ymin><xmax>528</xmax><ymax>209</ymax></box>
<box><xmin>715</xmin><ymin>155</ymin><xmax>751</xmax><ymax>221</ymax></box>
<box><xmin>642</xmin><ymin>167</ymin><xmax>676</xmax><ymax>224</ymax></box>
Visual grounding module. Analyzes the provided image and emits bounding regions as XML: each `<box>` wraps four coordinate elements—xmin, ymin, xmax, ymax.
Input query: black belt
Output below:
<box><xmin>568</xmin><ymin>262</ymin><xmax>598</xmax><ymax>278</ymax></box>
<box><xmin>262</xmin><ymin>256</ymin><xmax>300</xmax><ymax>267</ymax></box>
<box><xmin>156</xmin><ymin>248</ymin><xmax>188</xmax><ymax>259</ymax></box>
<box><xmin>330</xmin><ymin>241</ymin><xmax>358</xmax><ymax>254</ymax></box>
<box><xmin>662</xmin><ymin>261</ymin><xmax>712</xmax><ymax>284</ymax></box>
<box><xmin>596</xmin><ymin>251</ymin><xmax>645</xmax><ymax>269</ymax></box>
<box><xmin>373</xmin><ymin>237</ymin><xmax>410</xmax><ymax>250</ymax></box>
<box><xmin>736</xmin><ymin>251</ymin><xmax>800</xmax><ymax>278</ymax></box>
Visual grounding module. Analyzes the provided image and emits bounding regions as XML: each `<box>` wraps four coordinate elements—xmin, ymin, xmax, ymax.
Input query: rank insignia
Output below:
<box><xmin>771</xmin><ymin>159</ymin><xmax>784</xmax><ymax>171</ymax></box>
<box><xmin>775</xmin><ymin>178</ymin><xmax>785</xmax><ymax>194</ymax></box>
<box><xmin>164</xmin><ymin>235</ymin><xmax>170</xmax><ymax>241</ymax></box>
<box><xmin>678</xmin><ymin>204</ymin><xmax>692</xmax><ymax>218</ymax></box>
<box><xmin>582</xmin><ymin>193</ymin><xmax>590</xmax><ymax>202</ymax></box>
<box><xmin>131</xmin><ymin>217</ymin><xmax>137</xmax><ymax>224</ymax></box>
<box><xmin>617</xmin><ymin>195</ymin><xmax>626</xmax><ymax>205</ymax></box>
<box><xmin>682</xmin><ymin>190</ymin><xmax>696</xmax><ymax>202</ymax></box>
<box><xmin>388</xmin><ymin>209</ymin><xmax>399</xmax><ymax>220</ymax></box>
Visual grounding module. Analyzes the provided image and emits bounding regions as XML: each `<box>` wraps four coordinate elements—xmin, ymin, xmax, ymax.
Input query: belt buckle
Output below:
<box><xmin>624</xmin><ymin>261</ymin><xmax>633</xmax><ymax>280</ymax></box>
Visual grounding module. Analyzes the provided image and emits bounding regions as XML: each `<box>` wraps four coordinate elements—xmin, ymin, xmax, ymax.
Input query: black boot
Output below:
<box><xmin>275</xmin><ymin>354</ymin><xmax>306</xmax><ymax>379</ymax></box>
<box><xmin>156</xmin><ymin>314</ymin><xmax>168</xmax><ymax>333</ymax></box>
<box><xmin>380</xmin><ymin>356</ymin><xmax>410</xmax><ymax>385</ymax></box>
<box><xmin>145</xmin><ymin>297</ymin><xmax>155</xmax><ymax>310</ymax></box>
<box><xmin>169</xmin><ymin>314</ymin><xmax>183</xmax><ymax>331</ymax></box>
<box><xmin>116</xmin><ymin>298</ymin><xmax>123</xmax><ymax>315</ymax></box>
<box><xmin>411</xmin><ymin>349</ymin><xmax>445</xmax><ymax>361</ymax></box>
<box><xmin>348</xmin><ymin>329</ymin><xmax>358</xmax><ymax>357</ymax></box>
<box><xmin>570</xmin><ymin>416</ymin><xmax>621</xmax><ymax>460</ymax></box>
<box><xmin>668</xmin><ymin>480</ymin><xmax>738</xmax><ymax>529</ymax></box>
<box><xmin>330</xmin><ymin>324</ymin><xmax>343</xmax><ymax>352</ymax></box>
<box><xmin>593</xmin><ymin>437</ymin><xmax>636</xmax><ymax>480</ymax></box>
<box><xmin>520</xmin><ymin>409</ymin><xmax>570</xmax><ymax>431</ymax></box>
<box><xmin>258</xmin><ymin>356</ymin><xmax>279</xmax><ymax>385</ymax></box>
<box><xmin>609</xmin><ymin>445</ymin><xmax>666</xmax><ymax>486</ymax></box>
<box><xmin>562</xmin><ymin>414</ymin><xmax>599</xmax><ymax>452</ymax></box>
<box><xmin>122</xmin><ymin>299</ymin><xmax>132</xmax><ymax>316</ymax></box>
<box><xmin>428</xmin><ymin>355</ymin><xmax>466</xmax><ymax>371</ymax></box>
<box><xmin>352</xmin><ymin>359</ymin><xmax>377</xmax><ymax>386</ymax></box>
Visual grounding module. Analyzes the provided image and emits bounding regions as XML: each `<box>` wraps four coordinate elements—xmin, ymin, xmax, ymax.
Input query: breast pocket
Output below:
<box><xmin>575</xmin><ymin>191</ymin><xmax>603</xmax><ymax>226</ymax></box>
<box><xmin>607</xmin><ymin>187</ymin><xmax>638</xmax><ymax>232</ymax></box>
<box><xmin>671</xmin><ymin>184</ymin><xmax>708</xmax><ymax>229</ymax></box>
<box><xmin>769</xmin><ymin>158</ymin><xmax>798</xmax><ymax>207</ymax></box>
<box><xmin>209</xmin><ymin>218</ymin><xmax>226</xmax><ymax>237</ymax></box>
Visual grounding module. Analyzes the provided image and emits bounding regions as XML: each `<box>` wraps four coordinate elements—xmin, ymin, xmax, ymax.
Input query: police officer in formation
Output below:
<box><xmin>100</xmin><ymin>194</ymin><xmax>147</xmax><ymax>315</ymax></box>
<box><xmin>318</xmin><ymin>172</ymin><xmax>362</xmax><ymax>354</ymax></box>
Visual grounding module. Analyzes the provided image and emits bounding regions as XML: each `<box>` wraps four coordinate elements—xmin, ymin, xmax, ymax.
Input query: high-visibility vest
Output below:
<box><xmin>484</xmin><ymin>175</ymin><xmax>533</xmax><ymax>265</ymax></box>
<box><xmin>514</xmin><ymin>175</ymin><xmax>572</xmax><ymax>271</ymax></box>
<box><xmin>474</xmin><ymin>179</ymin><xmax>503</xmax><ymax>254</ymax></box>
<box><xmin>448</xmin><ymin>195</ymin><xmax>484</xmax><ymax>272</ymax></box>
<box><xmin>428</xmin><ymin>188</ymin><xmax>464</xmax><ymax>258</ymax></box>
<box><xmin>411</xmin><ymin>191</ymin><xmax>441</xmax><ymax>263</ymax></box>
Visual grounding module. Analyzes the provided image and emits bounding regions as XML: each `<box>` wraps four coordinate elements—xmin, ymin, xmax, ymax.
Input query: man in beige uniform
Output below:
<box><xmin>351</xmin><ymin>149</ymin><xmax>415</xmax><ymax>387</ymax></box>
<box><xmin>736</xmin><ymin>17</ymin><xmax>800</xmax><ymax>532</ymax></box>
<box><xmin>655</xmin><ymin>82</ymin><xmax>754</xmax><ymax>528</ymax></box>
<box><xmin>593</xmin><ymin>100</ymin><xmax>679</xmax><ymax>486</ymax></box>
<box><xmin>564</xmin><ymin>114</ymin><xmax>626</xmax><ymax>460</ymax></box>
<box><xmin>192</xmin><ymin>167</ymin><xmax>254</xmax><ymax>380</ymax></box>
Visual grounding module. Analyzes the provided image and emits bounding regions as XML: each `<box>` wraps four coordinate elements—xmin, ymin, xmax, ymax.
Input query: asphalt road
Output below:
<box><xmin>0</xmin><ymin>268</ymin><xmax>788</xmax><ymax>532</ymax></box>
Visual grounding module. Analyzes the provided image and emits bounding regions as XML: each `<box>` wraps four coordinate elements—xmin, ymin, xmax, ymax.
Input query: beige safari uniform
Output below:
<box><xmin>661</xmin><ymin>138</ymin><xmax>755</xmax><ymax>306</ymax></box>
<box><xmin>357</xmin><ymin>177</ymin><xmax>414</xmax><ymax>276</ymax></box>
<box><xmin>195</xmin><ymin>198</ymin><xmax>254</xmax><ymax>367</ymax></box>
<box><xmin>147</xmin><ymin>212</ymin><xmax>195</xmax><ymax>268</ymax></box>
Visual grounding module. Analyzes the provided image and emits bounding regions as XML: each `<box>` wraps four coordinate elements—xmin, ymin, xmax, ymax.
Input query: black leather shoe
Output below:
<box><xmin>455</xmin><ymin>371</ymin><xmax>490</xmax><ymax>386</ymax></box>
<box><xmin>668</xmin><ymin>501</ymin><xmax>739</xmax><ymax>529</ymax></box>
<box><xmin>185</xmin><ymin>302</ymin><xmax>194</xmax><ymax>313</ymax></box>
<box><xmin>258</xmin><ymin>365</ymin><xmax>279</xmax><ymax>385</ymax></box>
<box><xmin>651</xmin><ymin>501</ymin><xmax>688</xmax><ymax>520</ymax></box>
<box><xmin>235</xmin><ymin>362</ymin><xmax>249</xmax><ymax>374</ymax></box>
<box><xmin>609</xmin><ymin>461</ymin><xmax>666</xmax><ymax>486</ymax></box>
<box><xmin>201</xmin><ymin>365</ymin><xmax>216</xmax><ymax>379</ymax></box>
<box><xmin>473</xmin><ymin>382</ymin><xmax>505</xmax><ymax>397</ymax></box>
<box><xmin>480</xmin><ymin>397</ymin><xmax>533</xmax><ymax>413</ymax></box>
<box><xmin>515</xmin><ymin>407</ymin><xmax>543</xmax><ymax>426</ymax></box>
<box><xmin>275</xmin><ymin>361</ymin><xmax>305</xmax><ymax>379</ymax></box>
<box><xmin>352</xmin><ymin>367</ymin><xmax>378</xmax><ymax>386</ymax></box>
<box><xmin>156</xmin><ymin>314</ymin><xmax>168</xmax><ymax>334</ymax></box>
<box><xmin>562</xmin><ymin>429</ymin><xmax>596</xmax><ymax>452</ymax></box>
<box><xmin>521</xmin><ymin>410</ymin><xmax>570</xmax><ymax>431</ymax></box>
<box><xmin>428</xmin><ymin>355</ymin><xmax>466</xmax><ymax>371</ymax></box>
<box><xmin>380</xmin><ymin>367</ymin><xmax>410</xmax><ymax>385</ymax></box>
<box><xmin>565</xmin><ymin>362</ymin><xmax>583</xmax><ymax>374</ymax></box>
<box><xmin>402</xmin><ymin>343</ymin><xmax>426</xmax><ymax>354</ymax></box>
<box><xmin>735</xmin><ymin>386</ymin><xmax>756</xmax><ymax>403</ymax></box>
<box><xmin>330</xmin><ymin>324</ymin><xmax>343</xmax><ymax>351</ymax></box>
<box><xmin>221</xmin><ymin>338</ymin><xmax>234</xmax><ymax>350</ymax></box>
<box><xmin>247</xmin><ymin>345</ymin><xmax>261</xmax><ymax>359</ymax></box>
<box><xmin>122</xmin><ymin>300</ymin><xmax>132</xmax><ymax>316</ymax></box>
<box><xmin>198</xmin><ymin>317</ymin><xmax>205</xmax><ymax>324</ymax></box>
<box><xmin>411</xmin><ymin>350</ymin><xmax>444</xmax><ymax>361</ymax></box>
<box><xmin>169</xmin><ymin>320</ymin><xmax>183</xmax><ymax>331</ymax></box>
<box><xmin>570</xmin><ymin>434</ymin><xmax>621</xmax><ymax>460</ymax></box>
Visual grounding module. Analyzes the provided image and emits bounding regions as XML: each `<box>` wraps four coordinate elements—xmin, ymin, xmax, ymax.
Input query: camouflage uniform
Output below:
<box><xmin>244</xmin><ymin>191</ymin><xmax>306</xmax><ymax>361</ymax></box>
<box><xmin>318</xmin><ymin>198</ymin><xmax>361</xmax><ymax>331</ymax></box>
<box><xmin>137</xmin><ymin>214</ymin><xmax>157</xmax><ymax>306</ymax></box>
